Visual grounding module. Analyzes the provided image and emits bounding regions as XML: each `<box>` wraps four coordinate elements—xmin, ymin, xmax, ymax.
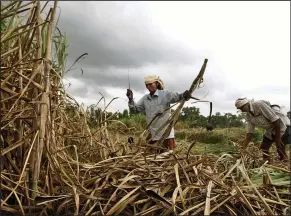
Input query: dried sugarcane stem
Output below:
<box><xmin>155</xmin><ymin>59</ymin><xmax>208</xmax><ymax>147</ymax></box>
<box><xmin>31</xmin><ymin>0</ymin><xmax>58</xmax><ymax>200</ymax></box>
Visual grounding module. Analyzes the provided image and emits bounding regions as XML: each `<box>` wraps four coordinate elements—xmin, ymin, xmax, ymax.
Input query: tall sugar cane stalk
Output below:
<box><xmin>155</xmin><ymin>59</ymin><xmax>208</xmax><ymax>148</ymax></box>
<box><xmin>31</xmin><ymin>0</ymin><xmax>58</xmax><ymax>200</ymax></box>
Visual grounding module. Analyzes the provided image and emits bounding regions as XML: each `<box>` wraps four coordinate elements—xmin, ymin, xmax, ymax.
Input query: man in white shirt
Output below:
<box><xmin>235</xmin><ymin>98</ymin><xmax>290</xmax><ymax>161</ymax></box>
<box><xmin>126</xmin><ymin>75</ymin><xmax>190</xmax><ymax>153</ymax></box>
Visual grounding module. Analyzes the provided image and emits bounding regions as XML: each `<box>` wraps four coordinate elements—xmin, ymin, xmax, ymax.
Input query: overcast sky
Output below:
<box><xmin>53</xmin><ymin>1</ymin><xmax>289</xmax><ymax>116</ymax></box>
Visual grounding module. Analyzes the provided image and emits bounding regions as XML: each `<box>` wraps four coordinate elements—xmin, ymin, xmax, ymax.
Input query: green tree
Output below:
<box><xmin>122</xmin><ymin>109</ymin><xmax>129</xmax><ymax>119</ymax></box>
<box><xmin>179</xmin><ymin>106</ymin><xmax>204</xmax><ymax>128</ymax></box>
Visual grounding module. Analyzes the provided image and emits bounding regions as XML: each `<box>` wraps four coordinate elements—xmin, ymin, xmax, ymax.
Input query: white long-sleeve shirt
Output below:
<box><xmin>128</xmin><ymin>90</ymin><xmax>184</xmax><ymax>141</ymax></box>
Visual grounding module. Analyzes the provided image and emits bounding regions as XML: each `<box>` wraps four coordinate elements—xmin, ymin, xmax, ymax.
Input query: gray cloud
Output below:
<box><xmin>63</xmin><ymin>57</ymin><xmax>227</xmax><ymax>99</ymax></box>
<box><xmin>64</xmin><ymin>82</ymin><xmax>111</xmax><ymax>100</ymax></box>
<box><xmin>56</xmin><ymin>1</ymin><xmax>209</xmax><ymax>104</ymax></box>
<box><xmin>57</xmin><ymin>1</ymin><xmax>197</xmax><ymax>69</ymax></box>
<box><xmin>55</xmin><ymin>1</ymin><xmax>231</xmax><ymax>111</ymax></box>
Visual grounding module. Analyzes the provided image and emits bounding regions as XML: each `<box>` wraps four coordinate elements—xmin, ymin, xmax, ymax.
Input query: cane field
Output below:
<box><xmin>1</xmin><ymin>1</ymin><xmax>290</xmax><ymax>216</ymax></box>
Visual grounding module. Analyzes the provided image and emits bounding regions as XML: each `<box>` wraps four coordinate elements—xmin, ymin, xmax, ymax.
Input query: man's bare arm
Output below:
<box><xmin>242</xmin><ymin>133</ymin><xmax>253</xmax><ymax>149</ymax></box>
<box><xmin>272</xmin><ymin>119</ymin><xmax>281</xmax><ymax>146</ymax></box>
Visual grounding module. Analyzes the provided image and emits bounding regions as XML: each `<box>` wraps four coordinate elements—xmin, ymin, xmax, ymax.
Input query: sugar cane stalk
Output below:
<box><xmin>154</xmin><ymin>59</ymin><xmax>208</xmax><ymax>148</ymax></box>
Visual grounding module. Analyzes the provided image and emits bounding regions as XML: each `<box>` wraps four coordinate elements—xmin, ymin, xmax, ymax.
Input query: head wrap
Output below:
<box><xmin>235</xmin><ymin>98</ymin><xmax>250</xmax><ymax>109</ymax></box>
<box><xmin>144</xmin><ymin>75</ymin><xmax>165</xmax><ymax>90</ymax></box>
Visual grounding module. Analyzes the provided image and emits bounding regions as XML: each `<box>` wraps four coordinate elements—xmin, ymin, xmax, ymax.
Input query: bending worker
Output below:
<box><xmin>235</xmin><ymin>98</ymin><xmax>290</xmax><ymax>162</ymax></box>
<box><xmin>126</xmin><ymin>75</ymin><xmax>190</xmax><ymax>154</ymax></box>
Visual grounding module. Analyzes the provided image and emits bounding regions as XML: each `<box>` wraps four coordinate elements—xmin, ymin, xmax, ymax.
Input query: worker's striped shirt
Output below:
<box><xmin>246</xmin><ymin>100</ymin><xmax>290</xmax><ymax>140</ymax></box>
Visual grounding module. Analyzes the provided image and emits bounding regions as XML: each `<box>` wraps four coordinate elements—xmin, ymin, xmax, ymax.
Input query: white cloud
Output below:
<box><xmin>143</xmin><ymin>2</ymin><xmax>290</xmax><ymax>86</ymax></box>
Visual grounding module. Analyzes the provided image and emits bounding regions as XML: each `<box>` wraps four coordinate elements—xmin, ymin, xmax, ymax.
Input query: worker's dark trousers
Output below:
<box><xmin>260</xmin><ymin>126</ymin><xmax>290</xmax><ymax>161</ymax></box>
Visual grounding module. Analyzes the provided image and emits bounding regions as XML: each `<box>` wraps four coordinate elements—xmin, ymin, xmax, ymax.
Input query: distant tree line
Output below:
<box><xmin>64</xmin><ymin>104</ymin><xmax>290</xmax><ymax>130</ymax></box>
<box><xmin>176</xmin><ymin>106</ymin><xmax>246</xmax><ymax>128</ymax></box>
<box><xmin>84</xmin><ymin>106</ymin><xmax>250</xmax><ymax>129</ymax></box>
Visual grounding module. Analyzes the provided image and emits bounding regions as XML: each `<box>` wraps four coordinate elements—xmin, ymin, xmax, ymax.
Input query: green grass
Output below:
<box><xmin>175</xmin><ymin>130</ymin><xmax>227</xmax><ymax>144</ymax></box>
<box><xmin>174</xmin><ymin>127</ymin><xmax>264</xmax><ymax>156</ymax></box>
<box><xmin>114</xmin><ymin>125</ymin><xmax>267</xmax><ymax>156</ymax></box>
<box><xmin>250</xmin><ymin>167</ymin><xmax>291</xmax><ymax>186</ymax></box>
<box><xmin>192</xmin><ymin>142</ymin><xmax>238</xmax><ymax>155</ymax></box>
<box><xmin>176</xmin><ymin>127</ymin><xmax>263</xmax><ymax>142</ymax></box>
<box><xmin>118</xmin><ymin>114</ymin><xmax>147</xmax><ymax>130</ymax></box>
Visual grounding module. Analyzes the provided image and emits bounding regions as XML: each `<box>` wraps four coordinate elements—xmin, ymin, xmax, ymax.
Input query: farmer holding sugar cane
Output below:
<box><xmin>235</xmin><ymin>98</ymin><xmax>290</xmax><ymax>162</ymax></box>
<box><xmin>126</xmin><ymin>75</ymin><xmax>191</xmax><ymax>155</ymax></box>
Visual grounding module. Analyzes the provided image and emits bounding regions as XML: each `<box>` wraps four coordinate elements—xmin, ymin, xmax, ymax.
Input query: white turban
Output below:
<box><xmin>144</xmin><ymin>75</ymin><xmax>165</xmax><ymax>90</ymax></box>
<box><xmin>235</xmin><ymin>98</ymin><xmax>249</xmax><ymax>108</ymax></box>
